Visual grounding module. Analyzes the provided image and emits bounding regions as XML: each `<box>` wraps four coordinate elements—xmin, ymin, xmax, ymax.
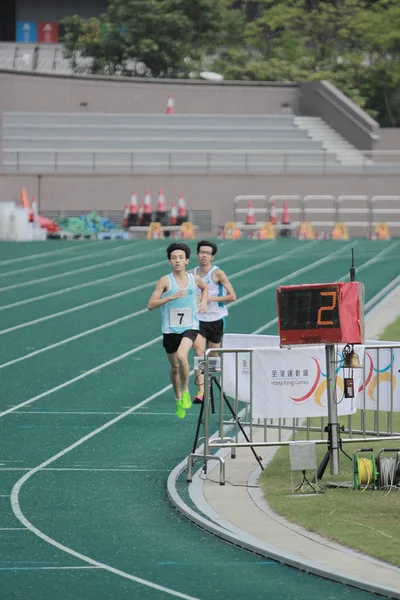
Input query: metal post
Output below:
<box><xmin>326</xmin><ymin>344</ymin><xmax>340</xmax><ymax>475</ymax></box>
<box><xmin>203</xmin><ymin>351</ymin><xmax>210</xmax><ymax>472</ymax></box>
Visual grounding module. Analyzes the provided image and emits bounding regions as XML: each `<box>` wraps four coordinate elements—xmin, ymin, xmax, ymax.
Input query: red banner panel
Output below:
<box><xmin>38</xmin><ymin>22</ymin><xmax>58</xmax><ymax>43</ymax></box>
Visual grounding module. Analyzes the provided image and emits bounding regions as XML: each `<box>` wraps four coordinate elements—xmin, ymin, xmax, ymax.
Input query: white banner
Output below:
<box><xmin>357</xmin><ymin>346</ymin><xmax>400</xmax><ymax>412</ymax></box>
<box><xmin>222</xmin><ymin>333</ymin><xmax>367</xmax><ymax>418</ymax></box>
<box><xmin>251</xmin><ymin>346</ymin><xmax>365</xmax><ymax>419</ymax></box>
<box><xmin>223</xmin><ymin>334</ymin><xmax>279</xmax><ymax>402</ymax></box>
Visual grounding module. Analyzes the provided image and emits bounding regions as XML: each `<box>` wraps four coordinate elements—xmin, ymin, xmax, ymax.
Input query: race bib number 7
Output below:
<box><xmin>170</xmin><ymin>307</ymin><xmax>192</xmax><ymax>328</ymax></box>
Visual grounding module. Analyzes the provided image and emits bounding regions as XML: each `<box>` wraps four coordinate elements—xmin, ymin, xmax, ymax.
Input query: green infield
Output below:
<box><xmin>259</xmin><ymin>316</ymin><xmax>400</xmax><ymax>567</ymax></box>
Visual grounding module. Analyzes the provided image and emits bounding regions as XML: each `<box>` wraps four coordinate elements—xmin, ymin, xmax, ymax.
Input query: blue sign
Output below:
<box><xmin>16</xmin><ymin>21</ymin><xmax>37</xmax><ymax>43</ymax></box>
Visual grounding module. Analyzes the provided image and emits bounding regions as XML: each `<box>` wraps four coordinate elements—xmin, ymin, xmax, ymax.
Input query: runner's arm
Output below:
<box><xmin>209</xmin><ymin>269</ymin><xmax>236</xmax><ymax>303</ymax></box>
<box><xmin>195</xmin><ymin>275</ymin><xmax>208</xmax><ymax>313</ymax></box>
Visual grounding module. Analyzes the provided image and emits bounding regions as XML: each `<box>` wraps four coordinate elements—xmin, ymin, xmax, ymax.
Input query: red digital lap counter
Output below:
<box><xmin>277</xmin><ymin>282</ymin><xmax>365</xmax><ymax>346</ymax></box>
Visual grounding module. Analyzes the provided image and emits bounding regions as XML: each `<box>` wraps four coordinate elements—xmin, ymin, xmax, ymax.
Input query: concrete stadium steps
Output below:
<box><xmin>3</xmin><ymin>138</ymin><xmax>325</xmax><ymax>151</ymax></box>
<box><xmin>3</xmin><ymin>126</ymin><xmax>310</xmax><ymax>140</ymax></box>
<box><xmin>3</xmin><ymin>112</ymin><xmax>296</xmax><ymax>125</ymax></box>
<box><xmin>294</xmin><ymin>116</ymin><xmax>365</xmax><ymax>166</ymax></box>
<box><xmin>1</xmin><ymin>112</ymin><xmax>339</xmax><ymax>172</ymax></box>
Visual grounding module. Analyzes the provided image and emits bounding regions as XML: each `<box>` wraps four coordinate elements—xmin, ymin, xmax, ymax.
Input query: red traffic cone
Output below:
<box><xmin>156</xmin><ymin>188</ymin><xmax>168</xmax><ymax>226</ymax></box>
<box><xmin>166</xmin><ymin>95</ymin><xmax>174</xmax><ymax>115</ymax></box>
<box><xmin>142</xmin><ymin>190</ymin><xmax>153</xmax><ymax>226</ymax></box>
<box><xmin>157</xmin><ymin>189</ymin><xmax>167</xmax><ymax>213</ymax></box>
<box><xmin>138</xmin><ymin>203</ymin><xmax>144</xmax><ymax>226</ymax></box>
<box><xmin>282</xmin><ymin>201</ymin><xmax>290</xmax><ymax>225</ymax></box>
<box><xmin>269</xmin><ymin>201</ymin><xmax>277</xmax><ymax>225</ymax></box>
<box><xmin>130</xmin><ymin>190</ymin><xmax>138</xmax><ymax>215</ymax></box>
<box><xmin>170</xmin><ymin>201</ymin><xmax>178</xmax><ymax>226</ymax></box>
<box><xmin>123</xmin><ymin>203</ymin><xmax>129</xmax><ymax>228</ymax></box>
<box><xmin>245</xmin><ymin>201</ymin><xmax>255</xmax><ymax>225</ymax></box>
<box><xmin>177</xmin><ymin>194</ymin><xmax>187</xmax><ymax>225</ymax></box>
<box><xmin>127</xmin><ymin>190</ymin><xmax>138</xmax><ymax>227</ymax></box>
<box><xmin>143</xmin><ymin>190</ymin><xmax>152</xmax><ymax>213</ymax></box>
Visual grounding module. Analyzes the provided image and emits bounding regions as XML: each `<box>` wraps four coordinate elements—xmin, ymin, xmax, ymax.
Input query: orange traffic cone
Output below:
<box><xmin>245</xmin><ymin>201</ymin><xmax>255</xmax><ymax>225</ymax></box>
<box><xmin>127</xmin><ymin>190</ymin><xmax>138</xmax><ymax>226</ymax></box>
<box><xmin>166</xmin><ymin>95</ymin><xmax>174</xmax><ymax>115</ymax></box>
<box><xmin>142</xmin><ymin>190</ymin><xmax>153</xmax><ymax>227</ymax></box>
<box><xmin>280</xmin><ymin>201</ymin><xmax>291</xmax><ymax>238</ymax></box>
<box><xmin>269</xmin><ymin>201</ymin><xmax>277</xmax><ymax>225</ymax></box>
<box><xmin>177</xmin><ymin>194</ymin><xmax>188</xmax><ymax>225</ymax></box>
<box><xmin>282</xmin><ymin>201</ymin><xmax>290</xmax><ymax>225</ymax></box>
<box><xmin>20</xmin><ymin>187</ymin><xmax>30</xmax><ymax>209</ymax></box>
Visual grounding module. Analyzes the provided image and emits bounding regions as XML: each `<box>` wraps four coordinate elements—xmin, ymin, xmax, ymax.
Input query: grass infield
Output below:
<box><xmin>259</xmin><ymin>322</ymin><xmax>400</xmax><ymax>567</ymax></box>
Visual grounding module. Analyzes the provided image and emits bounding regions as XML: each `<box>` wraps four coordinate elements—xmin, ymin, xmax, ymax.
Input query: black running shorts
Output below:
<box><xmin>198</xmin><ymin>319</ymin><xmax>224</xmax><ymax>344</ymax></box>
<box><xmin>162</xmin><ymin>329</ymin><xmax>199</xmax><ymax>354</ymax></box>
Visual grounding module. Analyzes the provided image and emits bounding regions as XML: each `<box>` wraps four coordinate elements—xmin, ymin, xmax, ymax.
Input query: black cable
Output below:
<box><xmin>200</xmin><ymin>475</ymin><xmax>258</xmax><ymax>488</ymax></box>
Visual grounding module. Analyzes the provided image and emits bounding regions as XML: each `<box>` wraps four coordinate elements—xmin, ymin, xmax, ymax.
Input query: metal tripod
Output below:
<box><xmin>191</xmin><ymin>373</ymin><xmax>263</xmax><ymax>472</ymax></box>
<box><xmin>316</xmin><ymin>344</ymin><xmax>352</xmax><ymax>479</ymax></box>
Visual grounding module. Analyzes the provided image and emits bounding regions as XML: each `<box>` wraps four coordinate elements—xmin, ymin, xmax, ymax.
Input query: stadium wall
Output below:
<box><xmin>0</xmin><ymin>71</ymin><xmax>299</xmax><ymax>115</ymax></box>
<box><xmin>2</xmin><ymin>172</ymin><xmax>400</xmax><ymax>233</ymax></box>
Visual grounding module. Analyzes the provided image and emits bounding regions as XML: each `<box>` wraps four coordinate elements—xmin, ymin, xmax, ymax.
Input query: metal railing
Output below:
<box><xmin>233</xmin><ymin>194</ymin><xmax>400</xmax><ymax>237</ymax></box>
<box><xmin>187</xmin><ymin>345</ymin><xmax>400</xmax><ymax>484</ymax></box>
<box><xmin>4</xmin><ymin>149</ymin><xmax>400</xmax><ymax>175</ymax></box>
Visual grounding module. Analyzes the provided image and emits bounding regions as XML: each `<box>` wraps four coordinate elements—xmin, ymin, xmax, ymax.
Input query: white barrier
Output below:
<box><xmin>222</xmin><ymin>333</ymin><xmax>400</xmax><ymax>417</ymax></box>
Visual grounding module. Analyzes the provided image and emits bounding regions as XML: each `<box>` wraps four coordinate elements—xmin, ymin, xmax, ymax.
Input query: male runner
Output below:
<box><xmin>147</xmin><ymin>242</ymin><xmax>208</xmax><ymax>418</ymax></box>
<box><xmin>192</xmin><ymin>240</ymin><xmax>236</xmax><ymax>403</ymax></box>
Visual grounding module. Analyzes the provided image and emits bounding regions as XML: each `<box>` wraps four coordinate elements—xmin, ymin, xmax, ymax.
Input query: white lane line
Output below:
<box><xmin>0</xmin><ymin>468</ymin><xmax>170</xmax><ymax>472</ymax></box>
<box><xmin>0</xmin><ymin>566</ymin><xmax>100</xmax><ymax>570</ymax></box>
<box><xmin>0</xmin><ymin>242</ymin><xmax>347</xmax><ymax>417</ymax></box>
<box><xmin>14</xmin><ymin>411</ymin><xmax>123</xmax><ymax>415</ymax></box>
<box><xmin>0</xmin><ymin>240</ymin><xmax>262</xmax><ymax>312</ymax></box>
<box><xmin>0</xmin><ymin>337</ymin><xmax>162</xmax><ymax>418</ymax></box>
<box><xmin>11</xmin><ymin>384</ymin><xmax>201</xmax><ymax>600</ymax></box>
<box><xmin>0</xmin><ymin>242</ymin><xmax>316</xmax><ymax>363</ymax></box>
<box><xmin>0</xmin><ymin>257</ymin><xmax>163</xmax><ymax>313</ymax></box>
<box><xmin>0</xmin><ymin>278</ymin><xmax>157</xmax><ymax>337</ymax></box>
<box><xmin>0</xmin><ymin>527</ymin><xmax>27</xmax><ymax>531</ymax></box>
<box><xmin>0</xmin><ymin>247</ymin><xmax>165</xmax><ymax>293</ymax></box>
<box><xmin>0</xmin><ymin>240</ymin><xmax>148</xmax><ymax>278</ymax></box>
<box><xmin>0</xmin><ymin>240</ymin><xmax>101</xmax><ymax>267</ymax></box>
<box><xmin>231</xmin><ymin>241</ymin><xmax>354</xmax><ymax>307</ymax></box>
<box><xmin>0</xmin><ymin>308</ymin><xmax>148</xmax><ymax>358</ymax></box>
<box><xmin>252</xmin><ymin>242</ymin><xmax>398</xmax><ymax>334</ymax></box>
<box><xmin>0</xmin><ymin>241</ymin><xmax>276</xmax><ymax>335</ymax></box>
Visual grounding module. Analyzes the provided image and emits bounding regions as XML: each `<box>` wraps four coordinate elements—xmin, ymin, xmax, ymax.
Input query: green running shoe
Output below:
<box><xmin>181</xmin><ymin>391</ymin><xmax>192</xmax><ymax>410</ymax></box>
<box><xmin>176</xmin><ymin>399</ymin><xmax>186</xmax><ymax>419</ymax></box>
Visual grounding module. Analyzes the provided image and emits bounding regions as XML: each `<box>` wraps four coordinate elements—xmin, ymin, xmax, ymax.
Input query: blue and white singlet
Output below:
<box><xmin>194</xmin><ymin>265</ymin><xmax>228</xmax><ymax>323</ymax></box>
<box><xmin>160</xmin><ymin>272</ymin><xmax>199</xmax><ymax>334</ymax></box>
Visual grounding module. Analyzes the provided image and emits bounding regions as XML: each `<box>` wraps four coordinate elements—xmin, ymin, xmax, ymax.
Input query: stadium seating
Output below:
<box><xmin>2</xmin><ymin>111</ymin><xmax>344</xmax><ymax>173</ymax></box>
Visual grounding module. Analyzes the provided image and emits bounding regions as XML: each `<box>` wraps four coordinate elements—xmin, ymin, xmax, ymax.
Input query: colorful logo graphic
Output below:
<box><xmin>360</xmin><ymin>351</ymin><xmax>397</xmax><ymax>403</ymax></box>
<box><xmin>290</xmin><ymin>357</ymin><xmax>321</xmax><ymax>403</ymax></box>
<box><xmin>290</xmin><ymin>352</ymin><xmax>344</xmax><ymax>407</ymax></box>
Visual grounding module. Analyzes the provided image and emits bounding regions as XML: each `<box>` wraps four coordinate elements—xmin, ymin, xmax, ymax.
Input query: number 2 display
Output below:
<box><xmin>277</xmin><ymin>282</ymin><xmax>364</xmax><ymax>346</ymax></box>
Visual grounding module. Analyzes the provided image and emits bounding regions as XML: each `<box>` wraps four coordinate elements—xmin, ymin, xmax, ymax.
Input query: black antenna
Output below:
<box><xmin>350</xmin><ymin>247</ymin><xmax>356</xmax><ymax>282</ymax></box>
